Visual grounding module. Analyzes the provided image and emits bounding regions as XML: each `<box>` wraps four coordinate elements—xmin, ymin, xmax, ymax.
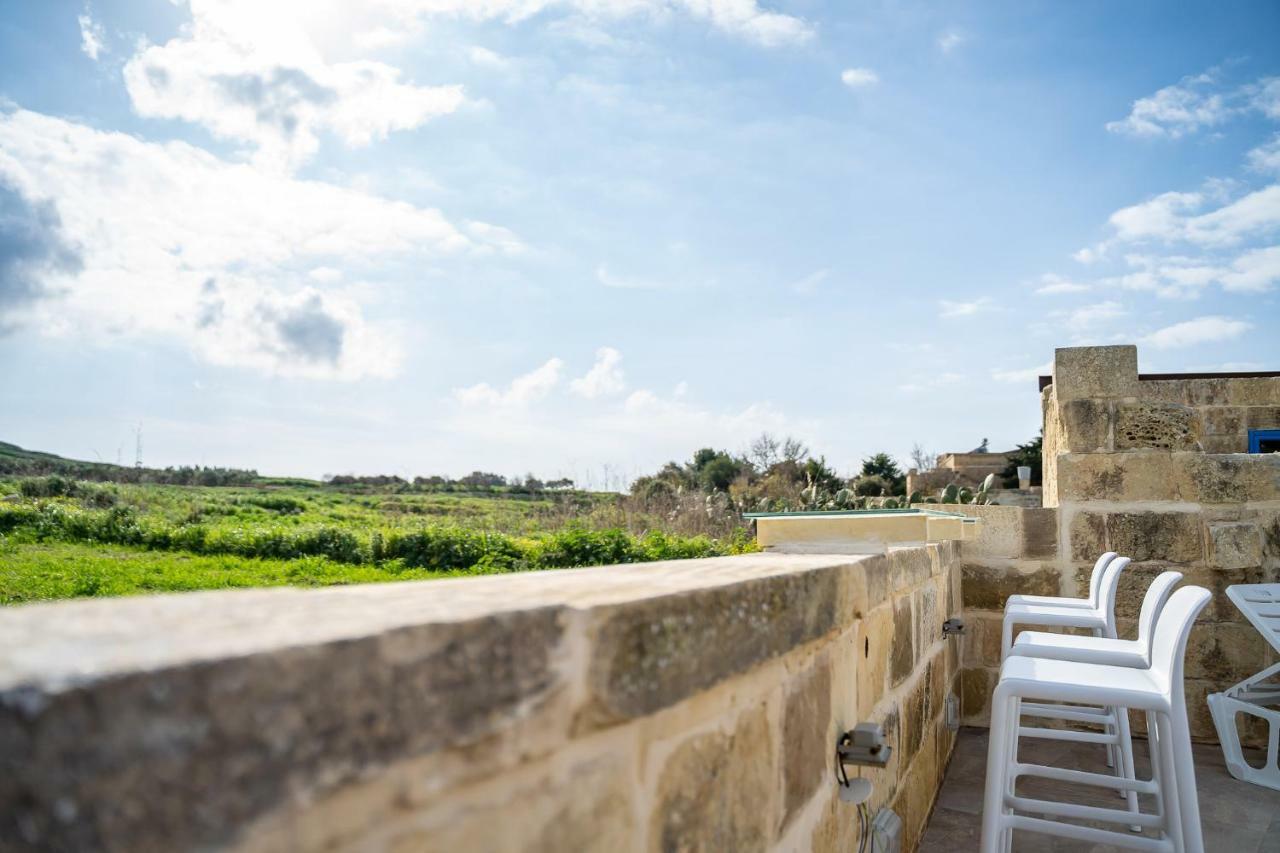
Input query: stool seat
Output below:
<box><xmin>998</xmin><ymin>655</ymin><xmax>1168</xmax><ymax>713</ymax></box>
<box><xmin>1006</xmin><ymin>593</ymin><xmax>1095</xmax><ymax>609</ymax></box>
<box><xmin>1012</xmin><ymin>631</ymin><xmax>1148</xmax><ymax>668</ymax></box>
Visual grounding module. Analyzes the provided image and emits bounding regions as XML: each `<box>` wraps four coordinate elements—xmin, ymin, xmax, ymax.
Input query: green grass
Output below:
<box><xmin>0</xmin><ymin>542</ymin><xmax>467</xmax><ymax>604</ymax></box>
<box><xmin>0</xmin><ymin>476</ymin><xmax>756</xmax><ymax>604</ymax></box>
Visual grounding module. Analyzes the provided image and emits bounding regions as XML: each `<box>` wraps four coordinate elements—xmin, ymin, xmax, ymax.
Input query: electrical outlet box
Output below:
<box><xmin>870</xmin><ymin>807</ymin><xmax>902</xmax><ymax>853</ymax></box>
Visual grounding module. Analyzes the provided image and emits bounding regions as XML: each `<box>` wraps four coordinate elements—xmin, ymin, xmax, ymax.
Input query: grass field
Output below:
<box><xmin>0</xmin><ymin>476</ymin><xmax>754</xmax><ymax>605</ymax></box>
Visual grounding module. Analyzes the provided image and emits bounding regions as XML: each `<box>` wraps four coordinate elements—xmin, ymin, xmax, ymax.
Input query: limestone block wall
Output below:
<box><xmin>960</xmin><ymin>345</ymin><xmax>1280</xmax><ymax>743</ymax></box>
<box><xmin>1</xmin><ymin>546</ymin><xmax>963</xmax><ymax>853</ymax></box>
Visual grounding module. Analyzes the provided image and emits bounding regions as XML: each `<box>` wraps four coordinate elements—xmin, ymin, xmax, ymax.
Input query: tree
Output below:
<box><xmin>909</xmin><ymin>443</ymin><xmax>937</xmax><ymax>473</ymax></box>
<box><xmin>802</xmin><ymin>456</ymin><xmax>843</xmax><ymax>494</ymax></box>
<box><xmin>700</xmin><ymin>455</ymin><xmax>742</xmax><ymax>491</ymax></box>
<box><xmin>747</xmin><ymin>433</ymin><xmax>809</xmax><ymax>472</ymax></box>
<box><xmin>1000</xmin><ymin>433</ymin><xmax>1043</xmax><ymax>487</ymax></box>
<box><xmin>858</xmin><ymin>453</ymin><xmax>905</xmax><ymax>494</ymax></box>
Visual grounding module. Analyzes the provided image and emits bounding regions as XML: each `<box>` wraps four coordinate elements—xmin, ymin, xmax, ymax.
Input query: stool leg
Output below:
<box><xmin>1168</xmin><ymin>701</ymin><xmax>1203</xmax><ymax>853</ymax></box>
<box><xmin>1153</xmin><ymin>712</ymin><xmax>1184</xmax><ymax>853</ymax></box>
<box><xmin>1001</xmin><ymin>617</ymin><xmax>1014</xmax><ymax>661</ymax></box>
<box><xmin>1114</xmin><ymin>706</ymin><xmax>1140</xmax><ymax>826</ymax></box>
<box><xmin>981</xmin><ymin>690</ymin><xmax>1015</xmax><ymax>853</ymax></box>
<box><xmin>1003</xmin><ymin>696</ymin><xmax>1020</xmax><ymax>853</ymax></box>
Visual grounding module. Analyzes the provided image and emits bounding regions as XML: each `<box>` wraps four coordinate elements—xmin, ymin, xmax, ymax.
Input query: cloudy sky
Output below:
<box><xmin>1</xmin><ymin>1</ymin><xmax>1278</xmax><ymax>484</ymax></box>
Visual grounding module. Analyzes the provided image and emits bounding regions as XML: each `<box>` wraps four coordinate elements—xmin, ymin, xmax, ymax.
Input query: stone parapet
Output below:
<box><xmin>0</xmin><ymin>546</ymin><xmax>964</xmax><ymax>853</ymax></box>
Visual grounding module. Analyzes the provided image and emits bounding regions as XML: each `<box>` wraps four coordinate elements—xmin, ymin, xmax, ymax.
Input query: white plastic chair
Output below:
<box><xmin>1208</xmin><ymin>583</ymin><xmax>1280</xmax><ymax>791</ymax></box>
<box><xmin>1005</xmin><ymin>551</ymin><xmax>1117</xmax><ymax>611</ymax></box>
<box><xmin>1001</xmin><ymin>554</ymin><xmax>1130</xmax><ymax>660</ymax></box>
<box><xmin>1009</xmin><ymin>570</ymin><xmax>1184</xmax><ymax>822</ymax></box>
<box><xmin>980</xmin><ymin>585</ymin><xmax>1211</xmax><ymax>853</ymax></box>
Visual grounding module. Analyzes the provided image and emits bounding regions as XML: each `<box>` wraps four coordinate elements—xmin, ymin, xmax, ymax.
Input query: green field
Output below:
<box><xmin>0</xmin><ymin>475</ymin><xmax>754</xmax><ymax>605</ymax></box>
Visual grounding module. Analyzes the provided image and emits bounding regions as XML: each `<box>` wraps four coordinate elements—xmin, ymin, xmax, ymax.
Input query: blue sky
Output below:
<box><xmin>1</xmin><ymin>0</ymin><xmax>1278</xmax><ymax>484</ymax></box>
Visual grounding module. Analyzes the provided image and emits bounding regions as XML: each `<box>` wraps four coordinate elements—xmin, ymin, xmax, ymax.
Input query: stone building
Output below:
<box><xmin>959</xmin><ymin>344</ymin><xmax>1280</xmax><ymax>744</ymax></box>
<box><xmin>906</xmin><ymin>449</ymin><xmax>1011</xmax><ymax>496</ymax></box>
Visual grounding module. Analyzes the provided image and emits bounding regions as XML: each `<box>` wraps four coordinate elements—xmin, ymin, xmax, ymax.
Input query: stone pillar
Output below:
<box><xmin>1052</xmin><ymin>345</ymin><xmax>1138</xmax><ymax>402</ymax></box>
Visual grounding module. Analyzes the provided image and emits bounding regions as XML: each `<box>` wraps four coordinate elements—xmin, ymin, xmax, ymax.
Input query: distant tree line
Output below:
<box><xmin>628</xmin><ymin>433</ymin><xmax>910</xmax><ymax>514</ymax></box>
<box><xmin>0</xmin><ymin>449</ymin><xmax>258</xmax><ymax>487</ymax></box>
<box><xmin>322</xmin><ymin>472</ymin><xmax>576</xmax><ymax>494</ymax></box>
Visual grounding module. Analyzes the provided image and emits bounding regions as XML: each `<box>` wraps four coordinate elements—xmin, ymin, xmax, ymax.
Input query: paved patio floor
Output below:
<box><xmin>919</xmin><ymin>727</ymin><xmax>1280</xmax><ymax>852</ymax></box>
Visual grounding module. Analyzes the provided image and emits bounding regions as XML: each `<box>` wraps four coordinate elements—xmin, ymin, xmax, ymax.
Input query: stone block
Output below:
<box><xmin>857</xmin><ymin>604</ymin><xmax>892</xmax><ymax>719</ymax></box>
<box><xmin>1053</xmin><ymin>345</ymin><xmax>1138</xmax><ymax>402</ymax></box>
<box><xmin>1208</xmin><ymin>522</ymin><xmax>1264</xmax><ymax>570</ymax></box>
<box><xmin>1020</xmin><ymin>508</ymin><xmax>1059</xmax><ymax>559</ymax></box>
<box><xmin>1138</xmin><ymin>379</ymin><xmax>1187</xmax><ymax>404</ymax></box>
<box><xmin>586</xmin><ymin>569</ymin><xmax>838</xmax><ymax>723</ymax></box>
<box><xmin>1059</xmin><ymin>399</ymin><xmax>1112</xmax><ymax>452</ymax></box>
<box><xmin>961</xmin><ymin>613</ymin><xmax>1003</xmax><ymax>668</ymax></box>
<box><xmin>377</xmin><ymin>753</ymin><xmax>636</xmax><ymax>853</ymax></box>
<box><xmin>1068</xmin><ymin>511</ymin><xmax>1108</xmax><ymax>562</ymax></box>
<box><xmin>1201</xmin><ymin>434</ymin><xmax>1248</xmax><ymax>454</ymax></box>
<box><xmin>900</xmin><ymin>670</ymin><xmax>929</xmax><ymax>764</ymax></box>
<box><xmin>1114</xmin><ymin>402</ymin><xmax>1201</xmax><ymax>450</ymax></box>
<box><xmin>888</xmin><ymin>547</ymin><xmax>934</xmax><ymax>594</ymax></box>
<box><xmin>915</xmin><ymin>583</ymin><xmax>940</xmax><ymax>650</ymax></box>
<box><xmin>959</xmin><ymin>667</ymin><xmax>996</xmax><ymax>721</ymax></box>
<box><xmin>1201</xmin><ymin>407</ymin><xmax>1245</xmax><ymax>436</ymax></box>
<box><xmin>960</xmin><ymin>563</ymin><xmax>1060</xmax><ymax>611</ymax></box>
<box><xmin>889</xmin><ymin>596</ymin><xmax>915</xmax><ymax>687</ymax></box>
<box><xmin>1183</xmin><ymin>378</ymin><xmax>1231</xmax><ymax>406</ymax></box>
<box><xmin>1227</xmin><ymin>377</ymin><xmax>1280</xmax><ymax>406</ymax></box>
<box><xmin>1173</xmin><ymin>453</ymin><xmax>1280</xmax><ymax>504</ymax></box>
<box><xmin>1105</xmin><ymin>511</ymin><xmax>1204</xmax><ymax>563</ymax></box>
<box><xmin>650</xmin><ymin>703</ymin><xmax>775</xmax><ymax>852</ymax></box>
<box><xmin>782</xmin><ymin>660</ymin><xmax>831</xmax><ymax>829</ymax></box>
<box><xmin>1245</xmin><ymin>406</ymin><xmax>1280</xmax><ymax>430</ymax></box>
<box><xmin>951</xmin><ymin>505</ymin><xmax>1023</xmax><ymax>559</ymax></box>
<box><xmin>0</xmin><ymin>607</ymin><xmax>568</xmax><ymax>853</ymax></box>
<box><xmin>1185</xmin><ymin>622</ymin><xmax>1268</xmax><ymax>684</ymax></box>
<box><xmin>1056</xmin><ymin>452</ymin><xmax>1174</xmax><ymax>502</ymax></box>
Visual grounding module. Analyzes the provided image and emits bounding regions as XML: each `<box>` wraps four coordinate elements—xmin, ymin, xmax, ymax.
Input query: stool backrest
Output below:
<box><xmin>1095</xmin><ymin>555</ymin><xmax>1130</xmax><ymax>637</ymax></box>
<box><xmin>1149</xmin><ymin>586</ymin><xmax>1211</xmax><ymax>697</ymax></box>
<box><xmin>1086</xmin><ymin>551</ymin><xmax>1119</xmax><ymax>607</ymax></box>
<box><xmin>1137</xmin><ymin>571</ymin><xmax>1183</xmax><ymax>653</ymax></box>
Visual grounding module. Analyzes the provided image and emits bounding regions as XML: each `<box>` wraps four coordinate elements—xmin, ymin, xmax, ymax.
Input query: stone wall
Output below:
<box><xmin>0</xmin><ymin>546</ymin><xmax>964</xmax><ymax>853</ymax></box>
<box><xmin>957</xmin><ymin>345</ymin><xmax>1280</xmax><ymax>744</ymax></box>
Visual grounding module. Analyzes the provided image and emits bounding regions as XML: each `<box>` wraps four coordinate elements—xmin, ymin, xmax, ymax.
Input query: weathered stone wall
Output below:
<box><xmin>0</xmin><ymin>546</ymin><xmax>964</xmax><ymax>853</ymax></box>
<box><xmin>960</xmin><ymin>345</ymin><xmax>1280</xmax><ymax>743</ymax></box>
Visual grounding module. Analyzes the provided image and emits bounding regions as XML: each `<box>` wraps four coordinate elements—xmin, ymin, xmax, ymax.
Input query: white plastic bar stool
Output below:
<box><xmin>1001</xmin><ymin>556</ymin><xmax>1131</xmax><ymax>773</ymax></box>
<box><xmin>1005</xmin><ymin>551</ymin><xmax>1117</xmax><ymax>611</ymax></box>
<box><xmin>1009</xmin><ymin>571</ymin><xmax>1184</xmax><ymax>822</ymax></box>
<box><xmin>1001</xmin><ymin>554</ymin><xmax>1129</xmax><ymax>660</ymax></box>
<box><xmin>979</xmin><ymin>586</ymin><xmax>1211</xmax><ymax>853</ymax></box>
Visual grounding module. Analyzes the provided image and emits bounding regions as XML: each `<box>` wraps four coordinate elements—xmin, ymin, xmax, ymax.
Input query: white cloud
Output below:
<box><xmin>1034</xmin><ymin>274</ymin><xmax>1091</xmax><ymax>295</ymax></box>
<box><xmin>77</xmin><ymin>12</ymin><xmax>106</xmax><ymax>60</ymax></box>
<box><xmin>570</xmin><ymin>347</ymin><xmax>626</xmax><ymax>398</ymax></box>
<box><xmin>1140</xmin><ymin>316</ymin><xmax>1251</xmax><ymax>349</ymax></box>
<box><xmin>1106</xmin><ymin>70</ymin><xmax>1233</xmax><ymax>138</ymax></box>
<box><xmin>467</xmin><ymin>46</ymin><xmax>510</xmax><ymax>68</ymax></box>
<box><xmin>0</xmin><ymin>107</ymin><xmax>516</xmax><ymax>378</ymax></box>
<box><xmin>1062</xmin><ymin>300</ymin><xmax>1125</xmax><ymax>331</ymax></box>
<box><xmin>455</xmin><ymin>358</ymin><xmax>565</xmax><ymax>407</ymax></box>
<box><xmin>939</xmin><ymin>297</ymin><xmax>992</xmax><ymax>318</ymax></box>
<box><xmin>597</xmin><ymin>264</ymin><xmax>664</xmax><ymax>289</ymax></box>
<box><xmin>991</xmin><ymin>361</ymin><xmax>1051</xmax><ymax>384</ymax></box>
<box><xmin>1217</xmin><ymin>245</ymin><xmax>1280</xmax><ymax>292</ymax></box>
<box><xmin>937</xmin><ymin>31</ymin><xmax>964</xmax><ymax>53</ymax></box>
<box><xmin>1248</xmin><ymin>134</ymin><xmax>1280</xmax><ymax>175</ymax></box>
<box><xmin>841</xmin><ymin>68</ymin><xmax>879</xmax><ymax>88</ymax></box>
<box><xmin>123</xmin><ymin>4</ymin><xmax>465</xmax><ymax>173</ymax></box>
<box><xmin>1106</xmin><ymin>69</ymin><xmax>1280</xmax><ymax>139</ymax></box>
